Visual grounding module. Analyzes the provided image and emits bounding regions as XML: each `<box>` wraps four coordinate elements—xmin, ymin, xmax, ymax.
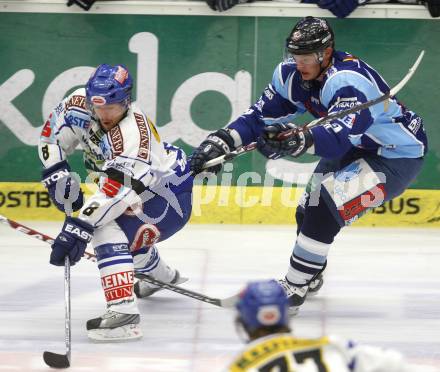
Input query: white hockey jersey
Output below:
<box><xmin>226</xmin><ymin>333</ymin><xmax>426</xmax><ymax>372</ymax></box>
<box><xmin>38</xmin><ymin>88</ymin><xmax>190</xmax><ymax>228</ymax></box>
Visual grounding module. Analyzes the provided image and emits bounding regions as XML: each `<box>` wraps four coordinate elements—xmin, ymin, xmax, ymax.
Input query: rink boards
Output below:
<box><xmin>0</xmin><ymin>182</ymin><xmax>439</xmax><ymax>227</ymax></box>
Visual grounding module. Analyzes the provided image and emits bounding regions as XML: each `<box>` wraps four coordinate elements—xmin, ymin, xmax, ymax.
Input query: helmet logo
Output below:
<box><xmin>256</xmin><ymin>305</ymin><xmax>281</xmax><ymax>326</ymax></box>
<box><xmin>91</xmin><ymin>96</ymin><xmax>106</xmax><ymax>105</ymax></box>
<box><xmin>292</xmin><ymin>31</ymin><xmax>302</xmax><ymax>41</ymax></box>
<box><xmin>114</xmin><ymin>66</ymin><xmax>129</xmax><ymax>85</ymax></box>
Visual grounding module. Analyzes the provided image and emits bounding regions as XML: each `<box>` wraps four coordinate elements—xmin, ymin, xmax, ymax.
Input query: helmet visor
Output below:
<box><xmin>284</xmin><ymin>49</ymin><xmax>320</xmax><ymax>65</ymax></box>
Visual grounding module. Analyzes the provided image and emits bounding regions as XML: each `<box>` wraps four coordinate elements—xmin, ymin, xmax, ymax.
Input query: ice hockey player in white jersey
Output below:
<box><xmin>38</xmin><ymin>64</ymin><xmax>193</xmax><ymax>341</ymax></box>
<box><xmin>227</xmin><ymin>280</ymin><xmax>431</xmax><ymax>372</ymax></box>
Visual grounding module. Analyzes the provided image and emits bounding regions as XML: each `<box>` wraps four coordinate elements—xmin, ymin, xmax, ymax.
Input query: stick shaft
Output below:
<box><xmin>1</xmin><ymin>211</ymin><xmax>75</xmax><ymax>368</ymax></box>
<box><xmin>0</xmin><ymin>214</ymin><xmax>96</xmax><ymax>261</ymax></box>
<box><xmin>64</xmin><ymin>256</ymin><xmax>71</xmax><ymax>363</ymax></box>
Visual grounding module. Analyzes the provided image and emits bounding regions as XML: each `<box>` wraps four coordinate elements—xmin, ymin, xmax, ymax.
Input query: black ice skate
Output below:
<box><xmin>134</xmin><ymin>269</ymin><xmax>188</xmax><ymax>299</ymax></box>
<box><xmin>278</xmin><ymin>279</ymin><xmax>309</xmax><ymax>316</ymax></box>
<box><xmin>308</xmin><ymin>273</ymin><xmax>324</xmax><ymax>296</ymax></box>
<box><xmin>86</xmin><ymin>310</ymin><xmax>142</xmax><ymax>342</ymax></box>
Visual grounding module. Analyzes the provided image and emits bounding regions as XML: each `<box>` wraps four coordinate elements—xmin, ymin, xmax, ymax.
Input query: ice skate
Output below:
<box><xmin>278</xmin><ymin>279</ymin><xmax>309</xmax><ymax>316</ymax></box>
<box><xmin>308</xmin><ymin>273</ymin><xmax>324</xmax><ymax>296</ymax></box>
<box><xmin>134</xmin><ymin>269</ymin><xmax>188</xmax><ymax>299</ymax></box>
<box><xmin>86</xmin><ymin>310</ymin><xmax>142</xmax><ymax>342</ymax></box>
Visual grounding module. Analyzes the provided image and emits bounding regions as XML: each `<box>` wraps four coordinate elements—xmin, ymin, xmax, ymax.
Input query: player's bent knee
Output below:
<box><xmin>321</xmin><ymin>158</ymin><xmax>385</xmax><ymax>226</ymax></box>
<box><xmin>130</xmin><ymin>224</ymin><xmax>160</xmax><ymax>252</ymax></box>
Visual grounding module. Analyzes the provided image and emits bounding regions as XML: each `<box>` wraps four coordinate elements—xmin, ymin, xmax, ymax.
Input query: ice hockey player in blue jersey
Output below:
<box><xmin>226</xmin><ymin>280</ymin><xmax>430</xmax><ymax>371</ymax></box>
<box><xmin>190</xmin><ymin>17</ymin><xmax>427</xmax><ymax>314</ymax></box>
<box><xmin>38</xmin><ymin>64</ymin><xmax>194</xmax><ymax>341</ymax></box>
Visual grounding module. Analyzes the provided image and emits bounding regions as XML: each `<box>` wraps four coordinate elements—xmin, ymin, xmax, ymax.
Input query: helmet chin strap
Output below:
<box><xmin>316</xmin><ymin>50</ymin><xmax>332</xmax><ymax>80</ymax></box>
<box><xmin>299</xmin><ymin>50</ymin><xmax>331</xmax><ymax>86</ymax></box>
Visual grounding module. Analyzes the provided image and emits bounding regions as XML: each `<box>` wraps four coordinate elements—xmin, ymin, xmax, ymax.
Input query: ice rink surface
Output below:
<box><xmin>1</xmin><ymin>221</ymin><xmax>439</xmax><ymax>371</ymax></box>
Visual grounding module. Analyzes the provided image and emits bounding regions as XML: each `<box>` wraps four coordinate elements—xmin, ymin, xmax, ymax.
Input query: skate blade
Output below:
<box><xmin>135</xmin><ymin>275</ymin><xmax>190</xmax><ymax>298</ymax></box>
<box><xmin>307</xmin><ymin>291</ymin><xmax>320</xmax><ymax>297</ymax></box>
<box><xmin>87</xmin><ymin>324</ymin><xmax>143</xmax><ymax>343</ymax></box>
<box><xmin>288</xmin><ymin>306</ymin><xmax>299</xmax><ymax>317</ymax></box>
<box><xmin>175</xmin><ymin>276</ymin><xmax>188</xmax><ymax>285</ymax></box>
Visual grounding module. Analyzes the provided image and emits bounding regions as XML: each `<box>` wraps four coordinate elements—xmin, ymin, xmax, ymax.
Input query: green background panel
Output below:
<box><xmin>0</xmin><ymin>14</ymin><xmax>439</xmax><ymax>188</ymax></box>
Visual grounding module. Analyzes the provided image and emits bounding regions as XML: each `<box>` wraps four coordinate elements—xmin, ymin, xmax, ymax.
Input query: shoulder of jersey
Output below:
<box><xmin>128</xmin><ymin>104</ymin><xmax>161</xmax><ymax>143</ymax></box>
<box><xmin>111</xmin><ymin>106</ymin><xmax>154</xmax><ymax>160</ymax></box>
<box><xmin>64</xmin><ymin>88</ymin><xmax>88</xmax><ymax>112</ymax></box>
<box><xmin>329</xmin><ymin>51</ymin><xmax>362</xmax><ymax>71</ymax></box>
<box><xmin>229</xmin><ymin>334</ymin><xmax>330</xmax><ymax>371</ymax></box>
<box><xmin>250</xmin><ymin>334</ymin><xmax>330</xmax><ymax>350</ymax></box>
<box><xmin>277</xmin><ymin>61</ymin><xmax>298</xmax><ymax>82</ymax></box>
<box><xmin>63</xmin><ymin>87</ymin><xmax>91</xmax><ymax>130</ymax></box>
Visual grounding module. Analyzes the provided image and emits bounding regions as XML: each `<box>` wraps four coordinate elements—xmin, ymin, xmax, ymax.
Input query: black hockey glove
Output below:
<box><xmin>190</xmin><ymin>129</ymin><xmax>236</xmax><ymax>175</ymax></box>
<box><xmin>206</xmin><ymin>0</ymin><xmax>254</xmax><ymax>11</ymax></box>
<box><xmin>257</xmin><ymin>123</ymin><xmax>313</xmax><ymax>159</ymax></box>
<box><xmin>51</xmin><ymin>217</ymin><xmax>93</xmax><ymax>266</ymax></box>
<box><xmin>41</xmin><ymin>160</ymin><xmax>84</xmax><ymax>212</ymax></box>
<box><xmin>423</xmin><ymin>0</ymin><xmax>440</xmax><ymax>17</ymax></box>
<box><xmin>66</xmin><ymin>0</ymin><xmax>96</xmax><ymax>11</ymax></box>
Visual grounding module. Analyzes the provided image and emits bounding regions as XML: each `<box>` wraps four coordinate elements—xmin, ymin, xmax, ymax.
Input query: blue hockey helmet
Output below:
<box><xmin>236</xmin><ymin>280</ymin><xmax>289</xmax><ymax>334</ymax></box>
<box><xmin>85</xmin><ymin>64</ymin><xmax>133</xmax><ymax>109</ymax></box>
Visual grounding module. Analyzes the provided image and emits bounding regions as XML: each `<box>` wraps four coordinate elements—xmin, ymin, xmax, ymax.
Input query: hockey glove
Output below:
<box><xmin>189</xmin><ymin>129</ymin><xmax>236</xmax><ymax>175</ymax></box>
<box><xmin>317</xmin><ymin>0</ymin><xmax>364</xmax><ymax>18</ymax></box>
<box><xmin>424</xmin><ymin>0</ymin><xmax>440</xmax><ymax>17</ymax></box>
<box><xmin>206</xmin><ymin>0</ymin><xmax>254</xmax><ymax>11</ymax></box>
<box><xmin>257</xmin><ymin>123</ymin><xmax>313</xmax><ymax>159</ymax></box>
<box><xmin>66</xmin><ymin>0</ymin><xmax>96</xmax><ymax>11</ymax></box>
<box><xmin>41</xmin><ymin>160</ymin><xmax>84</xmax><ymax>212</ymax></box>
<box><xmin>51</xmin><ymin>217</ymin><xmax>93</xmax><ymax>266</ymax></box>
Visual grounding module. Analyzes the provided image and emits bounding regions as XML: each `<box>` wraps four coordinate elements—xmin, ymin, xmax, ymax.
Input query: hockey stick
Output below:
<box><xmin>203</xmin><ymin>50</ymin><xmax>425</xmax><ymax>169</ymax></box>
<box><xmin>202</xmin><ymin>142</ymin><xmax>257</xmax><ymax>170</ymax></box>
<box><xmin>0</xmin><ymin>214</ymin><xmax>236</xmax><ymax>308</ymax></box>
<box><xmin>42</xmin><ymin>256</ymin><xmax>71</xmax><ymax>369</ymax></box>
<box><xmin>135</xmin><ymin>273</ymin><xmax>237</xmax><ymax>307</ymax></box>
<box><xmin>43</xmin><ymin>205</ymin><xmax>73</xmax><ymax>369</ymax></box>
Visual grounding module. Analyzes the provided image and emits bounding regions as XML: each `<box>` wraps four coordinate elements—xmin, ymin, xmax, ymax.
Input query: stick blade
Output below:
<box><xmin>43</xmin><ymin>351</ymin><xmax>70</xmax><ymax>369</ymax></box>
<box><xmin>220</xmin><ymin>294</ymin><xmax>239</xmax><ymax>308</ymax></box>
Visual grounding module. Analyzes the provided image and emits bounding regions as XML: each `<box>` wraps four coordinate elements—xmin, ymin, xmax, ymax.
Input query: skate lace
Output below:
<box><xmin>102</xmin><ymin>310</ymin><xmax>120</xmax><ymax>320</ymax></box>
<box><xmin>278</xmin><ymin>279</ymin><xmax>309</xmax><ymax>298</ymax></box>
<box><xmin>100</xmin><ymin>310</ymin><xmax>140</xmax><ymax>328</ymax></box>
<box><xmin>278</xmin><ymin>279</ymin><xmax>296</xmax><ymax>296</ymax></box>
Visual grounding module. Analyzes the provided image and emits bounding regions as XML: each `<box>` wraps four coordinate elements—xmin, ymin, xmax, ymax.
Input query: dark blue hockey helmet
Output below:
<box><xmin>86</xmin><ymin>64</ymin><xmax>133</xmax><ymax>109</ymax></box>
<box><xmin>286</xmin><ymin>16</ymin><xmax>334</xmax><ymax>56</ymax></box>
<box><xmin>236</xmin><ymin>280</ymin><xmax>289</xmax><ymax>334</ymax></box>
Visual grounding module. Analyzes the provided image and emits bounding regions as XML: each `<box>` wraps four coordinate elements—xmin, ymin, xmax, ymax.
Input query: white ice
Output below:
<box><xmin>1</xmin><ymin>222</ymin><xmax>439</xmax><ymax>371</ymax></box>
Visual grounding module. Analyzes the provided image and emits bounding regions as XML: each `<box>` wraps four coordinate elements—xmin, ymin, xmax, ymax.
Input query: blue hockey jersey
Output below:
<box><xmin>228</xmin><ymin>51</ymin><xmax>427</xmax><ymax>159</ymax></box>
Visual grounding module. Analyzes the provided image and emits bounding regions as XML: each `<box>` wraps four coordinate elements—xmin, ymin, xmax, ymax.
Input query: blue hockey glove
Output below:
<box><xmin>190</xmin><ymin>129</ymin><xmax>236</xmax><ymax>175</ymax></box>
<box><xmin>50</xmin><ymin>217</ymin><xmax>93</xmax><ymax>266</ymax></box>
<box><xmin>41</xmin><ymin>160</ymin><xmax>84</xmax><ymax>212</ymax></box>
<box><xmin>206</xmin><ymin>0</ymin><xmax>254</xmax><ymax>11</ymax></box>
<box><xmin>257</xmin><ymin>123</ymin><xmax>313</xmax><ymax>159</ymax></box>
<box><xmin>317</xmin><ymin>0</ymin><xmax>363</xmax><ymax>18</ymax></box>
